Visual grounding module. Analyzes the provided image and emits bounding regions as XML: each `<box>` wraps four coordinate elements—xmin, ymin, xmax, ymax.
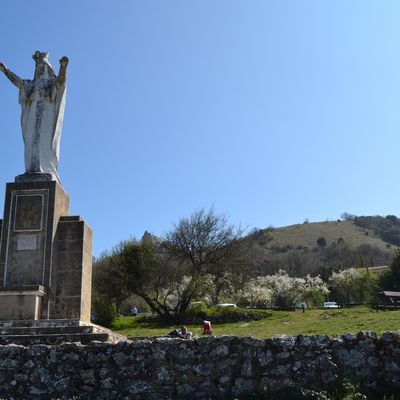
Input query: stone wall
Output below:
<box><xmin>1</xmin><ymin>332</ymin><xmax>400</xmax><ymax>399</ymax></box>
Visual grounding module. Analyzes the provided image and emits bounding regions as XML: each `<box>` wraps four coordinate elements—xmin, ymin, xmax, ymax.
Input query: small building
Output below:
<box><xmin>379</xmin><ymin>291</ymin><xmax>400</xmax><ymax>307</ymax></box>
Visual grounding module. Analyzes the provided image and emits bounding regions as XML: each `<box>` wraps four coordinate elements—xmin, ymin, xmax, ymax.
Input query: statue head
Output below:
<box><xmin>32</xmin><ymin>50</ymin><xmax>56</xmax><ymax>79</ymax></box>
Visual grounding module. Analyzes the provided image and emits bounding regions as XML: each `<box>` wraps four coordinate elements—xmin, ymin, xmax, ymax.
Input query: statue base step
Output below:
<box><xmin>0</xmin><ymin>319</ymin><xmax>126</xmax><ymax>345</ymax></box>
<box><xmin>0</xmin><ymin>286</ymin><xmax>46</xmax><ymax>320</ymax></box>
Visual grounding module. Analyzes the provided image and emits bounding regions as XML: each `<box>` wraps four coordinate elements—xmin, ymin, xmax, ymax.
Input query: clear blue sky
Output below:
<box><xmin>1</xmin><ymin>1</ymin><xmax>400</xmax><ymax>256</ymax></box>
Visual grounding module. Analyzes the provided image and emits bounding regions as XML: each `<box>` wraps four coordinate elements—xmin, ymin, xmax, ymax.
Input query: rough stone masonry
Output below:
<box><xmin>1</xmin><ymin>331</ymin><xmax>400</xmax><ymax>399</ymax></box>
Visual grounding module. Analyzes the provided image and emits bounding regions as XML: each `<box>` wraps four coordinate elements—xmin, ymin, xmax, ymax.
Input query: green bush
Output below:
<box><xmin>187</xmin><ymin>301</ymin><xmax>208</xmax><ymax>312</ymax></box>
<box><xmin>139</xmin><ymin>306</ymin><xmax>270</xmax><ymax>324</ymax></box>
<box><xmin>194</xmin><ymin>306</ymin><xmax>269</xmax><ymax>322</ymax></box>
<box><xmin>306</xmin><ymin>291</ymin><xmax>325</xmax><ymax>308</ymax></box>
<box><xmin>92</xmin><ymin>296</ymin><xmax>117</xmax><ymax>327</ymax></box>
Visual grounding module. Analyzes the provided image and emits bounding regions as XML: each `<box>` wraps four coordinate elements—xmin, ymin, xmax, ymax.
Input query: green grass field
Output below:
<box><xmin>111</xmin><ymin>306</ymin><xmax>400</xmax><ymax>339</ymax></box>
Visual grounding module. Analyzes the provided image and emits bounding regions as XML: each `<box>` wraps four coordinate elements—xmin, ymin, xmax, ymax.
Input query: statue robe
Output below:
<box><xmin>18</xmin><ymin>77</ymin><xmax>66</xmax><ymax>179</ymax></box>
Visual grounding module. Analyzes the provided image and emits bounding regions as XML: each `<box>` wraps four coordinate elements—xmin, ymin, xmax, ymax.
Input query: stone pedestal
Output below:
<box><xmin>0</xmin><ymin>178</ymin><xmax>92</xmax><ymax>322</ymax></box>
<box><xmin>0</xmin><ymin>286</ymin><xmax>45</xmax><ymax>320</ymax></box>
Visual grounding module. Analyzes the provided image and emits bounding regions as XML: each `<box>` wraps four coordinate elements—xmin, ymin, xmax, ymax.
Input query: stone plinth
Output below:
<box><xmin>0</xmin><ymin>181</ymin><xmax>69</xmax><ymax>289</ymax></box>
<box><xmin>0</xmin><ymin>319</ymin><xmax>125</xmax><ymax>345</ymax></box>
<box><xmin>0</xmin><ymin>286</ymin><xmax>45</xmax><ymax>320</ymax></box>
<box><xmin>51</xmin><ymin>216</ymin><xmax>92</xmax><ymax>322</ymax></box>
<box><xmin>0</xmin><ymin>178</ymin><xmax>92</xmax><ymax>321</ymax></box>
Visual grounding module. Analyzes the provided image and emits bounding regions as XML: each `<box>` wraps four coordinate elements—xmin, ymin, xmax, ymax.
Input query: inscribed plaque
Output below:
<box><xmin>17</xmin><ymin>234</ymin><xmax>38</xmax><ymax>251</ymax></box>
<box><xmin>14</xmin><ymin>195</ymin><xmax>43</xmax><ymax>231</ymax></box>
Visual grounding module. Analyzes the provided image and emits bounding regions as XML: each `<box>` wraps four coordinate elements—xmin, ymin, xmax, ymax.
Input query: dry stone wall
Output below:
<box><xmin>0</xmin><ymin>332</ymin><xmax>400</xmax><ymax>399</ymax></box>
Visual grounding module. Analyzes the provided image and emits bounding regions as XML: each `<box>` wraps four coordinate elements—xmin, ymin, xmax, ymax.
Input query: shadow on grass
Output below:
<box><xmin>112</xmin><ymin>317</ymin><xmax>174</xmax><ymax>331</ymax></box>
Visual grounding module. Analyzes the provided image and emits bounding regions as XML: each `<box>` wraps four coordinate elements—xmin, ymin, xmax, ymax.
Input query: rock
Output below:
<box><xmin>176</xmin><ymin>383</ymin><xmax>194</xmax><ymax>396</ymax></box>
<box><xmin>210</xmin><ymin>345</ymin><xmax>229</xmax><ymax>357</ymax></box>
<box><xmin>232</xmin><ymin>377</ymin><xmax>255</xmax><ymax>396</ymax></box>
<box><xmin>156</xmin><ymin>366</ymin><xmax>172</xmax><ymax>383</ymax></box>
<box><xmin>240</xmin><ymin>359</ymin><xmax>253</xmax><ymax>377</ymax></box>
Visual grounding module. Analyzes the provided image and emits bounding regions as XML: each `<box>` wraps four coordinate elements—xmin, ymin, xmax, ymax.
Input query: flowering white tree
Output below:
<box><xmin>329</xmin><ymin>267</ymin><xmax>361</xmax><ymax>305</ymax></box>
<box><xmin>237</xmin><ymin>270</ymin><xmax>329</xmax><ymax>308</ymax></box>
<box><xmin>302</xmin><ymin>274</ymin><xmax>329</xmax><ymax>304</ymax></box>
<box><xmin>237</xmin><ymin>277</ymin><xmax>273</xmax><ymax>308</ymax></box>
<box><xmin>264</xmin><ymin>271</ymin><xmax>329</xmax><ymax>308</ymax></box>
<box><xmin>157</xmin><ymin>275</ymin><xmax>211</xmax><ymax>309</ymax></box>
<box><xmin>263</xmin><ymin>271</ymin><xmax>303</xmax><ymax>307</ymax></box>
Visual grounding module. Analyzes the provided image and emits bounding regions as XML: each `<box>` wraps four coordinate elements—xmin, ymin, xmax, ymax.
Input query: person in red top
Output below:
<box><xmin>202</xmin><ymin>320</ymin><xmax>212</xmax><ymax>335</ymax></box>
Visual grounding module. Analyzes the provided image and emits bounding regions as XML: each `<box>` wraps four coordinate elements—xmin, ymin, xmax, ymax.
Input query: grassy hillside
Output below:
<box><xmin>247</xmin><ymin>219</ymin><xmax>395</xmax><ymax>275</ymax></box>
<box><xmin>261</xmin><ymin>221</ymin><xmax>390</xmax><ymax>253</ymax></box>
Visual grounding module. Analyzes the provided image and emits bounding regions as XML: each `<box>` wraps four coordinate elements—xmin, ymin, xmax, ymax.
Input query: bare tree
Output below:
<box><xmin>163</xmin><ymin>208</ymin><xmax>247</xmax><ymax>309</ymax></box>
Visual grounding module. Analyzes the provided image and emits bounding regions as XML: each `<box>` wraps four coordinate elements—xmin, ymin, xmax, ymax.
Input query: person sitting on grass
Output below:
<box><xmin>177</xmin><ymin>325</ymin><xmax>193</xmax><ymax>339</ymax></box>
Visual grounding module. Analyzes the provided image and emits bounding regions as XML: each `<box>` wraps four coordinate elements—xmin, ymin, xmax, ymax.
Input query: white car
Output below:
<box><xmin>323</xmin><ymin>301</ymin><xmax>340</xmax><ymax>308</ymax></box>
<box><xmin>214</xmin><ymin>303</ymin><xmax>237</xmax><ymax>308</ymax></box>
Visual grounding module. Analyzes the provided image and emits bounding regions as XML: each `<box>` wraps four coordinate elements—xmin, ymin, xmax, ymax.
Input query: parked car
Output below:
<box><xmin>214</xmin><ymin>303</ymin><xmax>237</xmax><ymax>308</ymax></box>
<box><xmin>295</xmin><ymin>302</ymin><xmax>308</xmax><ymax>309</ymax></box>
<box><xmin>323</xmin><ymin>301</ymin><xmax>340</xmax><ymax>308</ymax></box>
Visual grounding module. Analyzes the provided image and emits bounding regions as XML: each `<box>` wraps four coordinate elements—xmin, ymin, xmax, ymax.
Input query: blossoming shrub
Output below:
<box><xmin>238</xmin><ymin>270</ymin><xmax>329</xmax><ymax>309</ymax></box>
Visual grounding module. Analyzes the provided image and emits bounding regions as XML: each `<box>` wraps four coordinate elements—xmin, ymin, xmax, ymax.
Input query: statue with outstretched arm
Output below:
<box><xmin>0</xmin><ymin>62</ymin><xmax>23</xmax><ymax>88</ymax></box>
<box><xmin>0</xmin><ymin>52</ymin><xmax>68</xmax><ymax>181</ymax></box>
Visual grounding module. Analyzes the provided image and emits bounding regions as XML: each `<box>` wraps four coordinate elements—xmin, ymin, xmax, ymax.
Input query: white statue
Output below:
<box><xmin>0</xmin><ymin>51</ymin><xmax>68</xmax><ymax>181</ymax></box>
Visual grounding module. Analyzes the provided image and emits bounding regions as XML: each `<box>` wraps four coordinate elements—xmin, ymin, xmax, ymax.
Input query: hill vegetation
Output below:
<box><xmin>253</xmin><ymin>220</ymin><xmax>388</xmax><ymax>251</ymax></box>
<box><xmin>247</xmin><ymin>216</ymin><xmax>398</xmax><ymax>276</ymax></box>
<box><xmin>353</xmin><ymin>214</ymin><xmax>400</xmax><ymax>246</ymax></box>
